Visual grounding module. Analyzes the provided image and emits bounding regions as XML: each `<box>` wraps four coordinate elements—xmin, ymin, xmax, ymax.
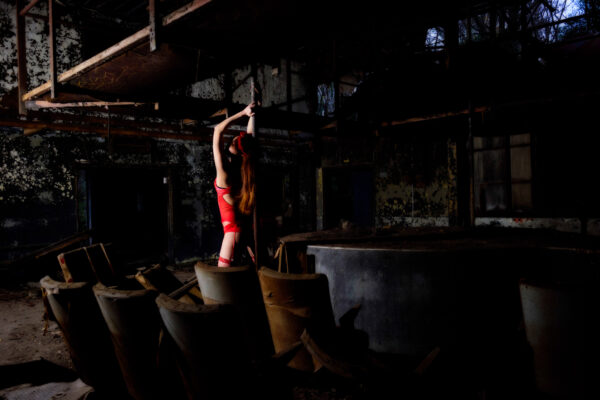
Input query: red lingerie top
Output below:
<box><xmin>215</xmin><ymin>179</ymin><xmax>241</xmax><ymax>234</ymax></box>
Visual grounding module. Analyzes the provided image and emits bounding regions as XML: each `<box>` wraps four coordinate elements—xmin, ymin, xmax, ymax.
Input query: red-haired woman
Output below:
<box><xmin>212</xmin><ymin>102</ymin><xmax>257</xmax><ymax>267</ymax></box>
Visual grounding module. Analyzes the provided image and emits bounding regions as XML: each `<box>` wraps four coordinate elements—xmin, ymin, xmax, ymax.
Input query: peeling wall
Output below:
<box><xmin>153</xmin><ymin>140</ymin><xmax>217</xmax><ymax>262</ymax></box>
<box><xmin>1</xmin><ymin>128</ymin><xmax>89</xmax><ymax>258</ymax></box>
<box><xmin>187</xmin><ymin>59</ymin><xmax>311</xmax><ymax>113</ymax></box>
<box><xmin>374</xmin><ymin>135</ymin><xmax>457</xmax><ymax>228</ymax></box>
<box><xmin>475</xmin><ymin>217</ymin><xmax>582</xmax><ymax>233</ymax></box>
<box><xmin>0</xmin><ymin>1</ymin><xmax>82</xmax><ymax>97</ymax></box>
<box><xmin>0</xmin><ymin>129</ymin><xmax>76</xmax><ymax>204</ymax></box>
<box><xmin>0</xmin><ymin>2</ymin><xmax>316</xmax><ymax>264</ymax></box>
<box><xmin>316</xmin><ymin>129</ymin><xmax>458</xmax><ymax>230</ymax></box>
<box><xmin>0</xmin><ymin>124</ymin><xmax>311</xmax><ymax>263</ymax></box>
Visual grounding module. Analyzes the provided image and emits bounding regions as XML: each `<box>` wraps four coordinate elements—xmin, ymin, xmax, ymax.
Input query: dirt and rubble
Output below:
<box><xmin>0</xmin><ymin>271</ymin><xmax>360</xmax><ymax>400</ymax></box>
<box><xmin>0</xmin><ymin>284</ymin><xmax>71</xmax><ymax>370</ymax></box>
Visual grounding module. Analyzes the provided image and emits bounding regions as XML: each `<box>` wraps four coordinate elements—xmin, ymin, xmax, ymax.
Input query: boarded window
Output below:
<box><xmin>474</xmin><ymin>133</ymin><xmax>533</xmax><ymax>214</ymax></box>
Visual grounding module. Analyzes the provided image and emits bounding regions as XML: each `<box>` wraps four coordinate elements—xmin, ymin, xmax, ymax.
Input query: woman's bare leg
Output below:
<box><xmin>218</xmin><ymin>231</ymin><xmax>240</xmax><ymax>267</ymax></box>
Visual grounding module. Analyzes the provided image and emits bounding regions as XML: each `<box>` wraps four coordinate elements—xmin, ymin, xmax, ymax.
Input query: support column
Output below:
<box><xmin>250</xmin><ymin>74</ymin><xmax>259</xmax><ymax>268</ymax></box>
<box><xmin>16</xmin><ymin>0</ymin><xmax>28</xmax><ymax>115</ymax></box>
<box><xmin>48</xmin><ymin>0</ymin><xmax>57</xmax><ymax>99</ymax></box>
<box><xmin>316</xmin><ymin>167</ymin><xmax>324</xmax><ymax>230</ymax></box>
<box><xmin>149</xmin><ymin>0</ymin><xmax>159</xmax><ymax>52</ymax></box>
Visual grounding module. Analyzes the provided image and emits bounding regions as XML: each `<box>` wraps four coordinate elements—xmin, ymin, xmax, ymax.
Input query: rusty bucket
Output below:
<box><xmin>194</xmin><ymin>262</ymin><xmax>273</xmax><ymax>360</ymax></box>
<box><xmin>156</xmin><ymin>293</ymin><xmax>249</xmax><ymax>399</ymax></box>
<box><xmin>257</xmin><ymin>267</ymin><xmax>336</xmax><ymax>372</ymax></box>
<box><xmin>40</xmin><ymin>276</ymin><xmax>127</xmax><ymax>397</ymax></box>
<box><xmin>93</xmin><ymin>281</ymin><xmax>181</xmax><ymax>400</ymax></box>
<box><xmin>519</xmin><ymin>278</ymin><xmax>589</xmax><ymax>398</ymax></box>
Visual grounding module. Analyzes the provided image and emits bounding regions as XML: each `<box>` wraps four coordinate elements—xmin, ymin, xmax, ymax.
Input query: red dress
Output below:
<box><xmin>214</xmin><ymin>179</ymin><xmax>241</xmax><ymax>234</ymax></box>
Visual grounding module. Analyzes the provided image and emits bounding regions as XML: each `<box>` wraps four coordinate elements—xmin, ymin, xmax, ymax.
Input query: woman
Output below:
<box><xmin>213</xmin><ymin>102</ymin><xmax>257</xmax><ymax>267</ymax></box>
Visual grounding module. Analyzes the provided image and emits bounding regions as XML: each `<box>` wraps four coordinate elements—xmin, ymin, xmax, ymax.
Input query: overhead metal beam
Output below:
<box><xmin>0</xmin><ymin>116</ymin><xmax>302</xmax><ymax>148</ymax></box>
<box><xmin>0</xmin><ymin>118</ymin><xmax>215</xmax><ymax>141</ymax></box>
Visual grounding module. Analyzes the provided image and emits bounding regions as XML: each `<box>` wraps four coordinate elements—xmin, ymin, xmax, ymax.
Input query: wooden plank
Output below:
<box><xmin>58</xmin><ymin>247</ymin><xmax>94</xmax><ymax>283</ymax></box>
<box><xmin>16</xmin><ymin>0</ymin><xmax>27</xmax><ymax>115</ymax></box>
<box><xmin>33</xmin><ymin>231</ymin><xmax>92</xmax><ymax>260</ymax></box>
<box><xmin>19</xmin><ymin>0</ymin><xmax>40</xmax><ymax>16</ymax></box>
<box><xmin>162</xmin><ymin>0</ymin><xmax>212</xmax><ymax>26</ymax></box>
<box><xmin>84</xmin><ymin>243</ymin><xmax>118</xmax><ymax>285</ymax></box>
<box><xmin>23</xmin><ymin>0</ymin><xmax>213</xmax><ymax>101</ymax></box>
<box><xmin>57</xmin><ymin>252</ymin><xmax>74</xmax><ymax>282</ymax></box>
<box><xmin>380</xmin><ymin>106</ymin><xmax>489</xmax><ymax>127</ymax></box>
<box><xmin>167</xmin><ymin>278</ymin><xmax>199</xmax><ymax>299</ymax></box>
<box><xmin>414</xmin><ymin>346</ymin><xmax>441</xmax><ymax>375</ymax></box>
<box><xmin>23</xmin><ymin>27</ymin><xmax>150</xmax><ymax>101</ymax></box>
<box><xmin>27</xmin><ymin>100</ymin><xmax>152</xmax><ymax>108</ymax></box>
<box><xmin>3</xmin><ymin>230</ymin><xmax>92</xmax><ymax>279</ymax></box>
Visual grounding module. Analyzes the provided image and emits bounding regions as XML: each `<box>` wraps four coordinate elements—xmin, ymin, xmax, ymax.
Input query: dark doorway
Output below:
<box><xmin>85</xmin><ymin>167</ymin><xmax>169</xmax><ymax>265</ymax></box>
<box><xmin>323</xmin><ymin>167</ymin><xmax>374</xmax><ymax>229</ymax></box>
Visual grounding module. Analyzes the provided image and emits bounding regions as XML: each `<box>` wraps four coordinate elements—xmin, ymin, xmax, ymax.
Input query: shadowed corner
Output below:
<box><xmin>0</xmin><ymin>357</ymin><xmax>78</xmax><ymax>390</ymax></box>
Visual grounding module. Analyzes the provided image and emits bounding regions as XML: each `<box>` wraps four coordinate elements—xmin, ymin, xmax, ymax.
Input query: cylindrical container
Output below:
<box><xmin>520</xmin><ymin>279</ymin><xmax>587</xmax><ymax>397</ymax></box>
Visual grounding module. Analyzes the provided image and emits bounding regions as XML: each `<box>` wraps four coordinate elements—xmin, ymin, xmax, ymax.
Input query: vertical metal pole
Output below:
<box><xmin>286</xmin><ymin>57</ymin><xmax>292</xmax><ymax>112</ymax></box>
<box><xmin>16</xmin><ymin>0</ymin><xmax>28</xmax><ymax>115</ymax></box>
<box><xmin>490</xmin><ymin>3</ymin><xmax>497</xmax><ymax>39</ymax></box>
<box><xmin>249</xmin><ymin>64</ymin><xmax>257</xmax><ymax>134</ymax></box>
<box><xmin>505</xmin><ymin>132</ymin><xmax>512</xmax><ymax>214</ymax></box>
<box><xmin>467</xmin><ymin>100</ymin><xmax>475</xmax><ymax>226</ymax></box>
<box><xmin>250</xmin><ymin>74</ymin><xmax>259</xmax><ymax>268</ymax></box>
<box><xmin>149</xmin><ymin>0</ymin><xmax>158</xmax><ymax>52</ymax></box>
<box><xmin>166</xmin><ymin>168</ymin><xmax>175</xmax><ymax>263</ymax></box>
<box><xmin>224</xmin><ymin>69</ymin><xmax>232</xmax><ymax>118</ymax></box>
<box><xmin>48</xmin><ymin>0</ymin><xmax>57</xmax><ymax>99</ymax></box>
<box><xmin>332</xmin><ymin>40</ymin><xmax>339</xmax><ymax>123</ymax></box>
<box><xmin>315</xmin><ymin>167</ymin><xmax>324</xmax><ymax>230</ymax></box>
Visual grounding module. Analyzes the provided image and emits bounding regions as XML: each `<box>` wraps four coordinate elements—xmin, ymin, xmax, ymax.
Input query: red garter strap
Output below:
<box><xmin>218</xmin><ymin>256</ymin><xmax>231</xmax><ymax>265</ymax></box>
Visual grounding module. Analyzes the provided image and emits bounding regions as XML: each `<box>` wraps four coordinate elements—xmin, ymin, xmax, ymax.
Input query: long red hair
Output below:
<box><xmin>236</xmin><ymin>133</ymin><xmax>256</xmax><ymax>215</ymax></box>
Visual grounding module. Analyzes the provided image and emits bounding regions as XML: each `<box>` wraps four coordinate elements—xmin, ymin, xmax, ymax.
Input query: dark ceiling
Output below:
<box><xmin>55</xmin><ymin>0</ymin><xmax>525</xmax><ymax>78</ymax></box>
<box><xmin>8</xmin><ymin>0</ymin><xmax>600</xmax><ymax>134</ymax></box>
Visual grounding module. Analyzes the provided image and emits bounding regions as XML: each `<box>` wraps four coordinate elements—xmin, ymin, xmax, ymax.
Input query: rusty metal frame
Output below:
<box><xmin>22</xmin><ymin>0</ymin><xmax>213</xmax><ymax>102</ymax></box>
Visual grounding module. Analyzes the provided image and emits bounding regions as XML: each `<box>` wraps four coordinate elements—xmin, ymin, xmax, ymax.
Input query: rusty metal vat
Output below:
<box><xmin>155</xmin><ymin>293</ymin><xmax>250</xmax><ymax>399</ymax></box>
<box><xmin>194</xmin><ymin>262</ymin><xmax>273</xmax><ymax>360</ymax></box>
<box><xmin>519</xmin><ymin>279</ymin><xmax>589</xmax><ymax>398</ymax></box>
<box><xmin>93</xmin><ymin>281</ymin><xmax>183</xmax><ymax>400</ymax></box>
<box><xmin>39</xmin><ymin>276</ymin><xmax>127</xmax><ymax>397</ymax></box>
<box><xmin>257</xmin><ymin>267</ymin><xmax>336</xmax><ymax>372</ymax></box>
